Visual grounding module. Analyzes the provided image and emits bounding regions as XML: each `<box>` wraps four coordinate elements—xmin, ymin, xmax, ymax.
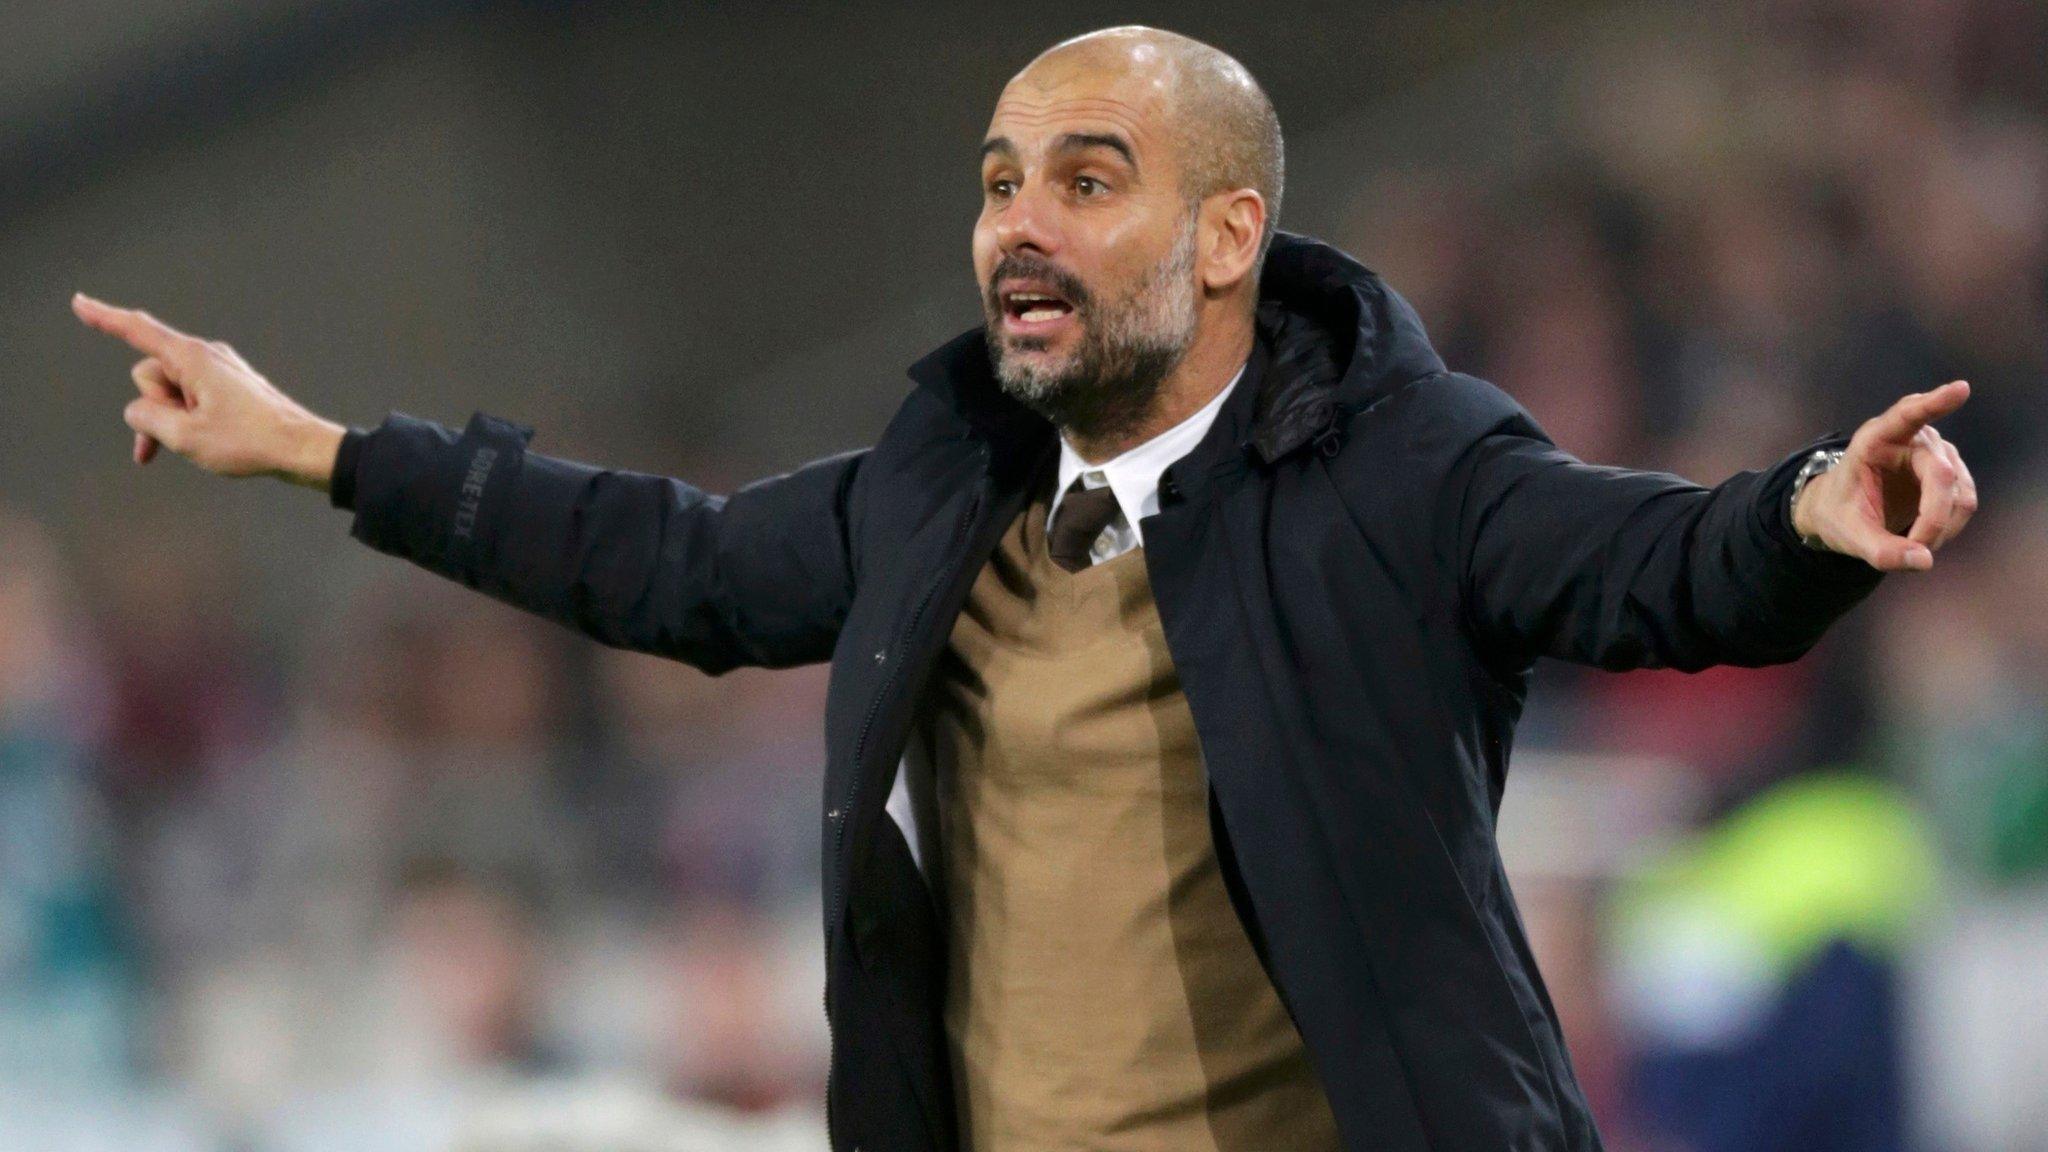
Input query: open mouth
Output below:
<box><xmin>999</xmin><ymin>283</ymin><xmax>1077</xmax><ymax>332</ymax></box>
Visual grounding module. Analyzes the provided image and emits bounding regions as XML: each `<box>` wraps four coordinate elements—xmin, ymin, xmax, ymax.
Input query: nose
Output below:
<box><xmin>991</xmin><ymin>176</ymin><xmax>1060</xmax><ymax>259</ymax></box>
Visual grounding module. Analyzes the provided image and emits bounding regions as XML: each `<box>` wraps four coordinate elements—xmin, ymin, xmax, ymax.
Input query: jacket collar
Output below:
<box><xmin>906</xmin><ymin>231</ymin><xmax>1446</xmax><ymax>468</ymax></box>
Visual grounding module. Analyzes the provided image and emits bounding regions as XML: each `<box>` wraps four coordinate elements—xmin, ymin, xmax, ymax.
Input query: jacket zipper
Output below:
<box><xmin>825</xmin><ymin>440</ymin><xmax>991</xmax><ymax>1152</ymax></box>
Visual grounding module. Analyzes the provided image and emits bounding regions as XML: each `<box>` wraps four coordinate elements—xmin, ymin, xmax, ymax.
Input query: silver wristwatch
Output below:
<box><xmin>1788</xmin><ymin>447</ymin><xmax>1845</xmax><ymax>550</ymax></box>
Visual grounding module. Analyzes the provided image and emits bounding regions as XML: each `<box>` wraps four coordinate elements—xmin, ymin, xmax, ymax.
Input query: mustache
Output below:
<box><xmin>983</xmin><ymin>254</ymin><xmax>1094</xmax><ymax>318</ymax></box>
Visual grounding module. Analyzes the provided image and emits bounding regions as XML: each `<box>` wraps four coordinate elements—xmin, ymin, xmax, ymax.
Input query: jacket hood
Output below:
<box><xmin>907</xmin><ymin>230</ymin><xmax>1446</xmax><ymax>463</ymax></box>
<box><xmin>1241</xmin><ymin>230</ymin><xmax>1447</xmax><ymax>462</ymax></box>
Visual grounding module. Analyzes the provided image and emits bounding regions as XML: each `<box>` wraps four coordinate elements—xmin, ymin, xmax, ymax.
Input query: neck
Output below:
<box><xmin>1063</xmin><ymin>308</ymin><xmax>1255</xmax><ymax>463</ymax></box>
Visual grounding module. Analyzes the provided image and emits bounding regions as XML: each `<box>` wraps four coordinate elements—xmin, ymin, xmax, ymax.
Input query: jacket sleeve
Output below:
<box><xmin>332</xmin><ymin>410</ymin><xmax>862</xmax><ymax>673</ymax></box>
<box><xmin>1423</xmin><ymin>372</ymin><xmax>1885</xmax><ymax>672</ymax></box>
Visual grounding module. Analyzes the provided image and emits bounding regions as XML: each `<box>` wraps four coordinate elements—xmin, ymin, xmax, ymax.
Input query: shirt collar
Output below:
<box><xmin>1049</xmin><ymin>359</ymin><xmax>1248</xmax><ymax>546</ymax></box>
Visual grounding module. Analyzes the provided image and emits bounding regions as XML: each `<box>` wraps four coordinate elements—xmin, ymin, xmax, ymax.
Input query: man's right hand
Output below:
<box><xmin>72</xmin><ymin>292</ymin><xmax>346</xmax><ymax>492</ymax></box>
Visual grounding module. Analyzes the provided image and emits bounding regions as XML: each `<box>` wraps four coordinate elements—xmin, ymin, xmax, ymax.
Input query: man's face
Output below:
<box><xmin>973</xmin><ymin>58</ymin><xmax>1201</xmax><ymax>434</ymax></box>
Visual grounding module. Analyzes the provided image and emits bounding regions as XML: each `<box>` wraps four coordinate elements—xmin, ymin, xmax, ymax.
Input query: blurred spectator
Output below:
<box><xmin>1606</xmin><ymin>772</ymin><xmax>1937</xmax><ymax>1152</ymax></box>
<box><xmin>0</xmin><ymin>508</ymin><xmax>133</xmax><ymax>1084</ymax></box>
<box><xmin>586</xmin><ymin>649</ymin><xmax>827</xmax><ymax>911</ymax></box>
<box><xmin>382</xmin><ymin>857</ymin><xmax>566</xmax><ymax>1080</ymax></box>
<box><xmin>657</xmin><ymin>900</ymin><xmax>824</xmax><ymax>1115</ymax></box>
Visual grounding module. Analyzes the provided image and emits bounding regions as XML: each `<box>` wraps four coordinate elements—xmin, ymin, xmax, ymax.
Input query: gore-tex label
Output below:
<box><xmin>452</xmin><ymin>446</ymin><xmax>499</xmax><ymax>540</ymax></box>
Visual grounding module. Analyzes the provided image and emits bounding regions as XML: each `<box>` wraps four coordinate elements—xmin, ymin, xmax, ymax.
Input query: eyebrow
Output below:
<box><xmin>1056</xmin><ymin>132</ymin><xmax>1137</xmax><ymax>168</ymax></box>
<box><xmin>979</xmin><ymin>132</ymin><xmax>1138</xmax><ymax>170</ymax></box>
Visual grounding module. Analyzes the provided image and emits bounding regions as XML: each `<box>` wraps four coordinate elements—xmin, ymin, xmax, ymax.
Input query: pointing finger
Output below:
<box><xmin>1865</xmin><ymin>380</ymin><xmax>1970</xmax><ymax>448</ymax></box>
<box><xmin>72</xmin><ymin>293</ymin><xmax>196</xmax><ymax>364</ymax></box>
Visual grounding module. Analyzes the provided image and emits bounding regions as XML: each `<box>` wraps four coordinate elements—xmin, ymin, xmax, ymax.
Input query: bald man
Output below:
<box><xmin>76</xmin><ymin>25</ymin><xmax>1976</xmax><ymax>1152</ymax></box>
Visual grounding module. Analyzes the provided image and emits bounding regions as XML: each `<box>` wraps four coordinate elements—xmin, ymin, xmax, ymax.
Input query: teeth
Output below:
<box><xmin>1020</xmin><ymin>307</ymin><xmax>1064</xmax><ymax>322</ymax></box>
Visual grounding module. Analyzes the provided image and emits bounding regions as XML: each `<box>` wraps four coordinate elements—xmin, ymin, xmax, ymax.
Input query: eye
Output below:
<box><xmin>1074</xmin><ymin>175</ymin><xmax>1106</xmax><ymax>197</ymax></box>
<box><xmin>986</xmin><ymin>178</ymin><xmax>1017</xmax><ymax>200</ymax></box>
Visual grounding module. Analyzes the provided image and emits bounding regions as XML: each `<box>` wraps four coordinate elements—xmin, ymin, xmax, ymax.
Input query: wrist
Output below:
<box><xmin>1789</xmin><ymin>447</ymin><xmax>1846</xmax><ymax>550</ymax></box>
<box><xmin>278</xmin><ymin>415</ymin><xmax>347</xmax><ymax>492</ymax></box>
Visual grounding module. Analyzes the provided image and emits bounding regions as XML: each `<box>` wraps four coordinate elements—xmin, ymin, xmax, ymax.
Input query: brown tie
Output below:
<box><xmin>1047</xmin><ymin>476</ymin><xmax>1122</xmax><ymax>572</ymax></box>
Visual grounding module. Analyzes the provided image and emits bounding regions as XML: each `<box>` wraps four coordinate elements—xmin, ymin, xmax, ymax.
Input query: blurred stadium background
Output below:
<box><xmin>4</xmin><ymin>1</ymin><xmax>2045</xmax><ymax>1148</ymax></box>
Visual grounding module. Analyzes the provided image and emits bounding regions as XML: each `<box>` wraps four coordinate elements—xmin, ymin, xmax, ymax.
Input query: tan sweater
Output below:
<box><xmin>916</xmin><ymin>479</ymin><xmax>1342</xmax><ymax>1152</ymax></box>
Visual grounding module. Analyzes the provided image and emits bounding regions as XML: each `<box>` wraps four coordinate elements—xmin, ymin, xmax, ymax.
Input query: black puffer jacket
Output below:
<box><xmin>333</xmin><ymin>231</ymin><xmax>1885</xmax><ymax>1151</ymax></box>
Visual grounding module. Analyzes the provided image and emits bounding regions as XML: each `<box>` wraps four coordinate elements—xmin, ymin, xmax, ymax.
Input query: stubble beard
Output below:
<box><xmin>983</xmin><ymin>213</ymin><xmax>1201</xmax><ymax>446</ymax></box>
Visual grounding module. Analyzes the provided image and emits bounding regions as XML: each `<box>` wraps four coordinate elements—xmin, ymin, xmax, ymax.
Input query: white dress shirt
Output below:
<box><xmin>886</xmin><ymin>359</ymin><xmax>1249</xmax><ymax>875</ymax></box>
<box><xmin>1045</xmin><ymin>359</ymin><xmax>1248</xmax><ymax>566</ymax></box>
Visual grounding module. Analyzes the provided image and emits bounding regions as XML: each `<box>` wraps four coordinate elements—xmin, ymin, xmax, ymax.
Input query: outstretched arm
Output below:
<box><xmin>1441</xmin><ymin>374</ymin><xmax>1976</xmax><ymax>672</ymax></box>
<box><xmin>73</xmin><ymin>293</ymin><xmax>860</xmax><ymax>672</ymax></box>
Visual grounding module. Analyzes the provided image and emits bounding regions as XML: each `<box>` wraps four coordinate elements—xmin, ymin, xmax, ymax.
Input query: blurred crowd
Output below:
<box><xmin>0</xmin><ymin>518</ymin><xmax>836</xmax><ymax>1148</ymax></box>
<box><xmin>2</xmin><ymin>1</ymin><xmax>2044</xmax><ymax>1149</ymax></box>
<box><xmin>1342</xmin><ymin>1</ymin><xmax>2048</xmax><ymax>1148</ymax></box>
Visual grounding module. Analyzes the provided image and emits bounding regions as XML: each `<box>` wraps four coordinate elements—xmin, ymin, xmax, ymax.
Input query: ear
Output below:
<box><xmin>1199</xmin><ymin>189</ymin><xmax>1266</xmax><ymax>295</ymax></box>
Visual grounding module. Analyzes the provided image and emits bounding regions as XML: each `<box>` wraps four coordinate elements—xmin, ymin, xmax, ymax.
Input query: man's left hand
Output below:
<box><xmin>1793</xmin><ymin>379</ymin><xmax>1977</xmax><ymax>572</ymax></box>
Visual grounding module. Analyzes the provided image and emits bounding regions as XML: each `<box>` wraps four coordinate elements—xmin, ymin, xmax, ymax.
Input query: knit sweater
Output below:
<box><xmin>916</xmin><ymin>475</ymin><xmax>1341</xmax><ymax>1152</ymax></box>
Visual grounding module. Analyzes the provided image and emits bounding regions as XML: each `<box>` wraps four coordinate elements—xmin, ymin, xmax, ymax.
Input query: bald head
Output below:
<box><xmin>1012</xmin><ymin>26</ymin><xmax>1285</xmax><ymax>265</ymax></box>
